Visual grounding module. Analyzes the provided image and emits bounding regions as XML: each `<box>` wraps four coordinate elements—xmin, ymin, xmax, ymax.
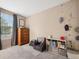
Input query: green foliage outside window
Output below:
<box><xmin>0</xmin><ymin>17</ymin><xmax>11</xmax><ymax>35</ymax></box>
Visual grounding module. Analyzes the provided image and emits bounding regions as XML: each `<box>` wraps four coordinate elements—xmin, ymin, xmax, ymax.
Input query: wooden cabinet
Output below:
<box><xmin>18</xmin><ymin>28</ymin><xmax>29</xmax><ymax>46</ymax></box>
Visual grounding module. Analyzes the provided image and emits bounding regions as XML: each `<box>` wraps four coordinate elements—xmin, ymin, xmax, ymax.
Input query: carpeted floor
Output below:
<box><xmin>67</xmin><ymin>50</ymin><xmax>79</xmax><ymax>59</ymax></box>
<box><xmin>0</xmin><ymin>45</ymin><xmax>67</xmax><ymax>59</ymax></box>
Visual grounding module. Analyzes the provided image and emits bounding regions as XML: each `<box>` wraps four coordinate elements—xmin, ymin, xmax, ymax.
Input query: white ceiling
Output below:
<box><xmin>0</xmin><ymin>0</ymin><xmax>70</xmax><ymax>17</ymax></box>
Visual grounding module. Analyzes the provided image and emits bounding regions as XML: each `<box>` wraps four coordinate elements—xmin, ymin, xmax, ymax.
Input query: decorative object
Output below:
<box><xmin>74</xmin><ymin>27</ymin><xmax>79</xmax><ymax>33</ymax></box>
<box><xmin>64</xmin><ymin>24</ymin><xmax>69</xmax><ymax>31</ymax></box>
<box><xmin>19</xmin><ymin>19</ymin><xmax>25</xmax><ymax>27</ymax></box>
<box><xmin>75</xmin><ymin>35</ymin><xmax>79</xmax><ymax>40</ymax></box>
<box><xmin>60</xmin><ymin>36</ymin><xmax>65</xmax><ymax>41</ymax></box>
<box><xmin>59</xmin><ymin>17</ymin><xmax>64</xmax><ymax>23</ymax></box>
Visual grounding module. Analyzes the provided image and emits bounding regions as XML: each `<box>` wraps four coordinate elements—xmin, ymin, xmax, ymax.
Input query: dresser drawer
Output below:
<box><xmin>18</xmin><ymin>28</ymin><xmax>29</xmax><ymax>46</ymax></box>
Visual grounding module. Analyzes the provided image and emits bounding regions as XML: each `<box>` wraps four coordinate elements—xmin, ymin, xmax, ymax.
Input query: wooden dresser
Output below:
<box><xmin>18</xmin><ymin>28</ymin><xmax>29</xmax><ymax>46</ymax></box>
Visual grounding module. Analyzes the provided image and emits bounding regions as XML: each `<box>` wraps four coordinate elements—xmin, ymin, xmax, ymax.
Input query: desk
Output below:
<box><xmin>47</xmin><ymin>39</ymin><xmax>66</xmax><ymax>49</ymax></box>
<box><xmin>47</xmin><ymin>39</ymin><xmax>68</xmax><ymax>57</ymax></box>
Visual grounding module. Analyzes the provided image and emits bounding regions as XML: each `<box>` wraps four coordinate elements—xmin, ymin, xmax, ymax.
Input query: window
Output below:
<box><xmin>1</xmin><ymin>12</ymin><xmax>13</xmax><ymax>39</ymax></box>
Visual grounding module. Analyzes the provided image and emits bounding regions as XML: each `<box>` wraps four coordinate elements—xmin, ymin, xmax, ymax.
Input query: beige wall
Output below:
<box><xmin>27</xmin><ymin>0</ymin><xmax>79</xmax><ymax>41</ymax></box>
<box><xmin>77</xmin><ymin>0</ymin><xmax>79</xmax><ymax>24</ymax></box>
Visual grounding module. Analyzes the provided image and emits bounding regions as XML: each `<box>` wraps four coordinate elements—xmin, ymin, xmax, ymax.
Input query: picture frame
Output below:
<box><xmin>19</xmin><ymin>19</ymin><xmax>25</xmax><ymax>27</ymax></box>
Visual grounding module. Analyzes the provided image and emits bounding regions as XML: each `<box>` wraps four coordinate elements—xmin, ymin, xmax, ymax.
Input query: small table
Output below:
<box><xmin>47</xmin><ymin>39</ymin><xmax>68</xmax><ymax>57</ymax></box>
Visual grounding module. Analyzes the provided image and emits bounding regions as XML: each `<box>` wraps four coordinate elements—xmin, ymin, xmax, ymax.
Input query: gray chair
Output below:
<box><xmin>33</xmin><ymin>37</ymin><xmax>46</xmax><ymax>52</ymax></box>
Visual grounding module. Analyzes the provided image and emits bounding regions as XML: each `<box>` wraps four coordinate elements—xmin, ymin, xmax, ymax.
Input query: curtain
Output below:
<box><xmin>11</xmin><ymin>14</ymin><xmax>17</xmax><ymax>46</ymax></box>
<box><xmin>0</xmin><ymin>10</ymin><xmax>2</xmax><ymax>50</ymax></box>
